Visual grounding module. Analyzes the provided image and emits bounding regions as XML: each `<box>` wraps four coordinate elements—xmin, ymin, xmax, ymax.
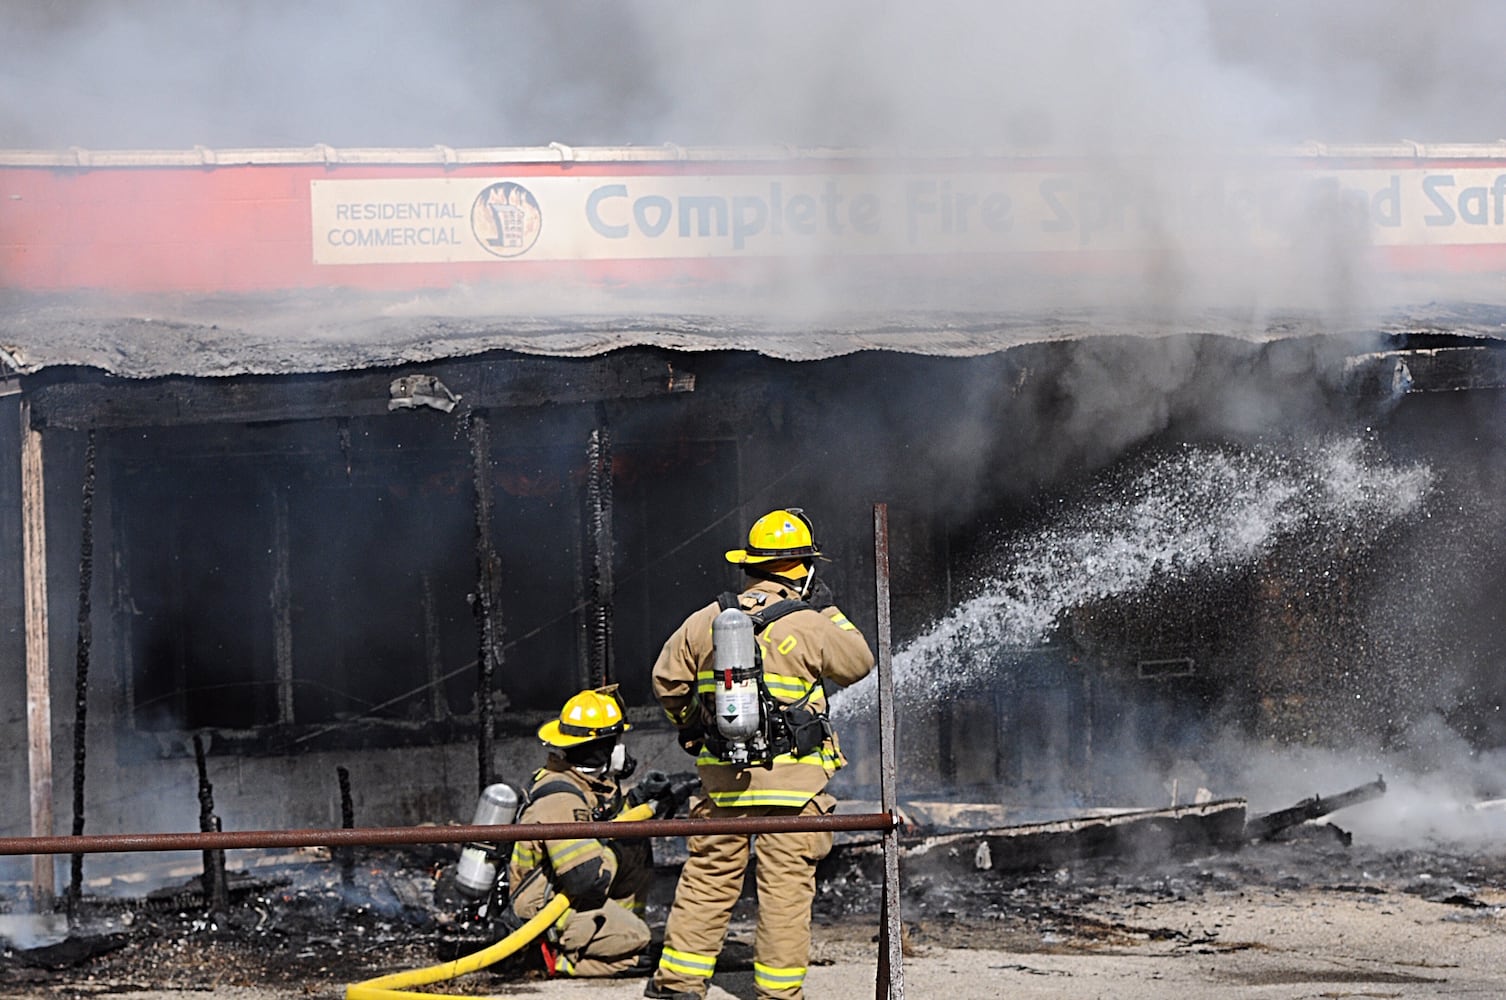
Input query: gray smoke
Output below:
<box><xmin>1221</xmin><ymin>722</ymin><xmax>1506</xmax><ymax>850</ymax></box>
<box><xmin>5</xmin><ymin>2</ymin><xmax>1506</xmax><ymax>149</ymax></box>
<box><xmin>5</xmin><ymin>3</ymin><xmax>1498</xmax><ymax>334</ymax></box>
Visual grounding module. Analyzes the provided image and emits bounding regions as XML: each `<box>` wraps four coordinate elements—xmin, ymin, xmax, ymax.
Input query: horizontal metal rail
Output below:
<box><xmin>0</xmin><ymin>812</ymin><xmax>897</xmax><ymax>857</ymax></box>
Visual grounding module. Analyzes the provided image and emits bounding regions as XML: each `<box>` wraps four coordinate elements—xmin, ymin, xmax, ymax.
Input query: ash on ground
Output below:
<box><xmin>4</xmin><ymin>828</ymin><xmax>1504</xmax><ymax>994</ymax></box>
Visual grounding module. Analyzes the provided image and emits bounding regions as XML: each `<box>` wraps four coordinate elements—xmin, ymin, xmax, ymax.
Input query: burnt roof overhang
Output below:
<box><xmin>6</xmin><ymin>287</ymin><xmax>1506</xmax><ymax>382</ymax></box>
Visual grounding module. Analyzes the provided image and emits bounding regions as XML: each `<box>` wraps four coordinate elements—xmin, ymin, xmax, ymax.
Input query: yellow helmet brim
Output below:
<box><xmin>725</xmin><ymin>547</ymin><xmax>775</xmax><ymax>565</ymax></box>
<box><xmin>537</xmin><ymin>718</ymin><xmax>631</xmax><ymax>748</ymax></box>
<box><xmin>725</xmin><ymin>548</ymin><xmax>825</xmax><ymax>566</ymax></box>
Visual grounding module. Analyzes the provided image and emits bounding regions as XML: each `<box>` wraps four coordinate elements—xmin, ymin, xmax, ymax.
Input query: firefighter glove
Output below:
<box><xmin>667</xmin><ymin>772</ymin><xmax>699</xmax><ymax>813</ymax></box>
<box><xmin>627</xmin><ymin>770</ymin><xmax>671</xmax><ymax>810</ymax></box>
<box><xmin>677</xmin><ymin>720</ymin><xmax>705</xmax><ymax>758</ymax></box>
<box><xmin>807</xmin><ymin>577</ymin><xmax>836</xmax><ymax>610</ymax></box>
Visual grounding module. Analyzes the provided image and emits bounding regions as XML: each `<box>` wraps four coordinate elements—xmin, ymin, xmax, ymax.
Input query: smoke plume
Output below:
<box><xmin>5</xmin><ymin>2</ymin><xmax>1506</xmax><ymax>150</ymax></box>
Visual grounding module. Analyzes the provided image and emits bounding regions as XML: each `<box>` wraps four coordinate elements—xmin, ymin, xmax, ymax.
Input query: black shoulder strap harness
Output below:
<box><xmin>718</xmin><ymin>590</ymin><xmax>811</xmax><ymax>629</ymax></box>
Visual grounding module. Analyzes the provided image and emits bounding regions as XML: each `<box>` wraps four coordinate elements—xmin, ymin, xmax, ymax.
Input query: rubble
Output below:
<box><xmin>5</xmin><ymin>781</ymin><xmax>1499</xmax><ymax>998</ymax></box>
<box><xmin>1243</xmin><ymin>776</ymin><xmax>1388</xmax><ymax>841</ymax></box>
<box><xmin>899</xmin><ymin>799</ymin><xmax>1249</xmax><ymax>874</ymax></box>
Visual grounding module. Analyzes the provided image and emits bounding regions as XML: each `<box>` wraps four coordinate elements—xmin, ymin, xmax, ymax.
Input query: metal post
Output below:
<box><xmin>873</xmin><ymin>503</ymin><xmax>904</xmax><ymax>1000</ymax></box>
<box><xmin>21</xmin><ymin>397</ymin><xmax>55</xmax><ymax>906</ymax></box>
<box><xmin>0</xmin><ymin>811</ymin><xmax>896</xmax><ymax>856</ymax></box>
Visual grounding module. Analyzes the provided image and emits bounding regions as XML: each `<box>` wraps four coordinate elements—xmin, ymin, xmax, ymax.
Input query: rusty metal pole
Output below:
<box><xmin>873</xmin><ymin>503</ymin><xmax>904</xmax><ymax>1000</ymax></box>
<box><xmin>20</xmin><ymin>397</ymin><xmax>56</xmax><ymax>907</ymax></box>
<box><xmin>0</xmin><ymin>812</ymin><xmax>895</xmax><ymax>856</ymax></box>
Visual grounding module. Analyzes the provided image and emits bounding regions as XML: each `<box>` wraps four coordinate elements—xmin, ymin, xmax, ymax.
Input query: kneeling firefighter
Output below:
<box><xmin>648</xmin><ymin>509</ymin><xmax>875</xmax><ymax>1000</ymax></box>
<box><xmin>459</xmin><ymin>687</ymin><xmax>696</xmax><ymax>978</ymax></box>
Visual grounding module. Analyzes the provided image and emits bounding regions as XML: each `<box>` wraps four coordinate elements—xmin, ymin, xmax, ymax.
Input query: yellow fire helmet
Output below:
<box><xmin>725</xmin><ymin>508</ymin><xmax>823</xmax><ymax>565</ymax></box>
<box><xmin>538</xmin><ymin>687</ymin><xmax>631</xmax><ymax>748</ymax></box>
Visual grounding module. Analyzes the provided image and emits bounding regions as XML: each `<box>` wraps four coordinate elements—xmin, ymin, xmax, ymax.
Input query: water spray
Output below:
<box><xmin>834</xmin><ymin>437</ymin><xmax>1433</xmax><ymax>719</ymax></box>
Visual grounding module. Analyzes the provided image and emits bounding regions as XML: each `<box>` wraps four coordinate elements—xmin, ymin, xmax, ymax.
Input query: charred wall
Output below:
<box><xmin>0</xmin><ymin>397</ymin><xmax>21</xmax><ymax>822</ymax></box>
<box><xmin>5</xmin><ymin>337</ymin><xmax>1506</xmax><ymax>875</ymax></box>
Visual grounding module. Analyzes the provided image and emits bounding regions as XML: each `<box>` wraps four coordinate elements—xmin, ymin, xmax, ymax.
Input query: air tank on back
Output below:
<box><xmin>455</xmin><ymin>782</ymin><xmax>519</xmax><ymax>898</ymax></box>
<box><xmin>712</xmin><ymin>608</ymin><xmax>762</xmax><ymax>761</ymax></box>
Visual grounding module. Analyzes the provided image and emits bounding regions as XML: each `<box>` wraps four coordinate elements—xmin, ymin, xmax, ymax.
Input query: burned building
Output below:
<box><xmin>5</xmin><ymin>144</ymin><xmax>1506</xmax><ymax>902</ymax></box>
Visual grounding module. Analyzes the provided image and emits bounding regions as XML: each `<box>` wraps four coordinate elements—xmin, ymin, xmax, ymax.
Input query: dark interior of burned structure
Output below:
<box><xmin>7</xmin><ymin>333</ymin><xmax>1506</xmax><ymax>814</ymax></box>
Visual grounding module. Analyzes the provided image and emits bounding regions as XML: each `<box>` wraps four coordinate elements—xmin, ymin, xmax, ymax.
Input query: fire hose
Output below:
<box><xmin>344</xmin><ymin>799</ymin><xmax>658</xmax><ymax>1000</ymax></box>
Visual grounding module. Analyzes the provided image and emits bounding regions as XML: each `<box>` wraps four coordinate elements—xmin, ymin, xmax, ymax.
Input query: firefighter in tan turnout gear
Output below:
<box><xmin>509</xmin><ymin>687</ymin><xmax>689</xmax><ymax>978</ymax></box>
<box><xmin>647</xmin><ymin>509</ymin><xmax>875</xmax><ymax>1000</ymax></box>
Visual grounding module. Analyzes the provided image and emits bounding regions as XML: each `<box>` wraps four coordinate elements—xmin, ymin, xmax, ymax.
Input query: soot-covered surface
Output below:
<box><xmin>4</xmin><ymin>829</ymin><xmax>1504</xmax><ymax>996</ymax></box>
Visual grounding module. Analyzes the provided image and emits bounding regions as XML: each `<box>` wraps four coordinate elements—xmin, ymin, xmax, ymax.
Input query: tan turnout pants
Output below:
<box><xmin>553</xmin><ymin>839</ymin><xmax>653</xmax><ymax>977</ymax></box>
<box><xmin>653</xmin><ymin>793</ymin><xmax>836</xmax><ymax>1000</ymax></box>
<box><xmin>554</xmin><ymin>897</ymin><xmax>651</xmax><ymax>976</ymax></box>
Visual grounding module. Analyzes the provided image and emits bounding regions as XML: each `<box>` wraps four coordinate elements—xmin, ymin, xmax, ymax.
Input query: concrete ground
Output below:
<box><xmin>6</xmin><ymin>833</ymin><xmax>1505</xmax><ymax>999</ymax></box>
<box><xmin>7</xmin><ymin>881</ymin><xmax>1503</xmax><ymax>999</ymax></box>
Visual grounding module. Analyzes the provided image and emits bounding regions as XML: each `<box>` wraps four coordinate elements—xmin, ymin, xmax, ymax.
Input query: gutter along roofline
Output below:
<box><xmin>5</xmin><ymin>140</ymin><xmax>1506</xmax><ymax>168</ymax></box>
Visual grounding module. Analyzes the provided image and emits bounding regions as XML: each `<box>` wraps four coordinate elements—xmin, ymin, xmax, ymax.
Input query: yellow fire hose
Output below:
<box><xmin>345</xmin><ymin>800</ymin><xmax>658</xmax><ymax>1000</ymax></box>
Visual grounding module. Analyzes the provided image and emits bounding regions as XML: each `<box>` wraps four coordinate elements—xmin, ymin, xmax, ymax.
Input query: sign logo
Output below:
<box><xmin>471</xmin><ymin>181</ymin><xmax>542</xmax><ymax>258</ymax></box>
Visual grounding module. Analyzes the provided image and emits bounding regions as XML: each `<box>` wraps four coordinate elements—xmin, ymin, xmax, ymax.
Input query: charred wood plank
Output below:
<box><xmin>67</xmin><ymin>430</ymin><xmax>97</xmax><ymax>910</ymax></box>
<box><xmin>11</xmin><ymin>932</ymin><xmax>131</xmax><ymax>970</ymax></box>
<box><xmin>1244</xmin><ymin>776</ymin><xmax>1386</xmax><ymax>841</ymax></box>
<box><xmin>336</xmin><ymin>765</ymin><xmax>356</xmax><ymax>886</ymax></box>
<box><xmin>832</xmin><ymin>799</ymin><xmax>1249</xmax><ymax>879</ymax></box>
<box><xmin>1343</xmin><ymin>346</ymin><xmax>1506</xmax><ymax>395</ymax></box>
<box><xmin>192</xmin><ymin>734</ymin><xmax>230</xmax><ymax>913</ymax></box>
<box><xmin>21</xmin><ymin>399</ymin><xmax>56</xmax><ymax>904</ymax></box>
<box><xmin>24</xmin><ymin>351</ymin><xmax>697</xmax><ymax>431</ymax></box>
<box><xmin>469</xmin><ymin>411</ymin><xmax>501</xmax><ymax>794</ymax></box>
<box><xmin>586</xmin><ymin>413</ymin><xmax>614</xmax><ymax>688</ymax></box>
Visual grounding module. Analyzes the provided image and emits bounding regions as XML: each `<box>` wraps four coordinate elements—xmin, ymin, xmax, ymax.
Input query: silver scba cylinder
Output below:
<box><xmin>712</xmin><ymin>608</ymin><xmax>761</xmax><ymax>742</ymax></box>
<box><xmin>455</xmin><ymin>782</ymin><xmax>519</xmax><ymax>898</ymax></box>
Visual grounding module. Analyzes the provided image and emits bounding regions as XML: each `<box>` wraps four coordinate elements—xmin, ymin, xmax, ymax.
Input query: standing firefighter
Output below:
<box><xmin>646</xmin><ymin>508</ymin><xmax>875</xmax><ymax>1000</ymax></box>
<box><xmin>509</xmin><ymin>687</ymin><xmax>689</xmax><ymax>978</ymax></box>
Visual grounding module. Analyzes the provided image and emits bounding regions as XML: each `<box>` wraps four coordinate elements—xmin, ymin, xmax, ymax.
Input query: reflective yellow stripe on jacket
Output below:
<box><xmin>695</xmin><ymin>668</ymin><xmax>819</xmax><ymax>702</ymax></box>
<box><xmin>695</xmin><ymin>744</ymin><xmax>838</xmax><ymax>771</ymax></box>
<box><xmin>828</xmin><ymin>610</ymin><xmax>858</xmax><ymax>631</ymax></box>
<box><xmin>703</xmin><ymin>786</ymin><xmax>821</xmax><ymax>808</ymax></box>
<box><xmin>547</xmin><ymin>838</ymin><xmax>600</xmax><ymax>869</ymax></box>
<box><xmin>693</xmin><ymin>664</ymin><xmax>840</xmax><ymax>806</ymax></box>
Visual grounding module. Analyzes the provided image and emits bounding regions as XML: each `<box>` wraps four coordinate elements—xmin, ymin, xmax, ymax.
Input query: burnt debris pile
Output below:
<box><xmin>7</xmin><ymin>775</ymin><xmax>1504</xmax><ymax>990</ymax></box>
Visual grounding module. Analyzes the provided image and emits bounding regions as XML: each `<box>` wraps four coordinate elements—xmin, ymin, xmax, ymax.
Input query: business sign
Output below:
<box><xmin>311</xmin><ymin>168</ymin><xmax>1506</xmax><ymax>265</ymax></box>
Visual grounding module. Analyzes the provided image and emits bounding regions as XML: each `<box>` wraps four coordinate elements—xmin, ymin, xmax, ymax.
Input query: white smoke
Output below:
<box><xmin>1208</xmin><ymin>716</ymin><xmax>1506</xmax><ymax>849</ymax></box>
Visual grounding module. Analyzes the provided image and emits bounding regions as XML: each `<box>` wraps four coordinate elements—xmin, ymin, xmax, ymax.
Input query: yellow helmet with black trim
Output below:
<box><xmin>725</xmin><ymin>508</ymin><xmax>822</xmax><ymax>565</ymax></box>
<box><xmin>537</xmin><ymin>688</ymin><xmax>631</xmax><ymax>748</ymax></box>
